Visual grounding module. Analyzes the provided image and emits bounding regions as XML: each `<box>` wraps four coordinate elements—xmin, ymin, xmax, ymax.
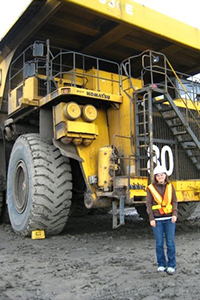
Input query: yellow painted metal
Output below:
<box><xmin>31</xmin><ymin>230</ymin><xmax>45</xmax><ymax>240</ymax></box>
<box><xmin>109</xmin><ymin>178</ymin><xmax>200</xmax><ymax>204</ymax></box>
<box><xmin>85</xmin><ymin>68</ymin><xmax>120</xmax><ymax>95</ymax></box>
<box><xmin>63</xmin><ymin>102</ymin><xmax>81</xmax><ymax>120</ymax></box>
<box><xmin>66</xmin><ymin>0</ymin><xmax>200</xmax><ymax>51</ymax></box>
<box><xmin>171</xmin><ymin>180</ymin><xmax>200</xmax><ymax>202</ymax></box>
<box><xmin>23</xmin><ymin>77</ymin><xmax>41</xmax><ymax>101</ymax></box>
<box><xmin>75</xmin><ymin>74</ymin><xmax>145</xmax><ymax>202</ymax></box>
<box><xmin>82</xmin><ymin>105</ymin><xmax>98</xmax><ymax>122</ymax></box>
<box><xmin>107</xmin><ymin>77</ymin><xmax>142</xmax><ymax>177</ymax></box>
<box><xmin>59</xmin><ymin>69</ymin><xmax>87</xmax><ymax>87</ymax></box>
<box><xmin>67</xmin><ymin>120</ymin><xmax>97</xmax><ymax>135</ymax></box>
<box><xmin>155</xmin><ymin>97</ymin><xmax>200</xmax><ymax>111</ymax></box>
<box><xmin>8</xmin><ymin>77</ymin><xmax>41</xmax><ymax>114</ymax></box>
<box><xmin>98</xmin><ymin>146</ymin><xmax>113</xmax><ymax>191</ymax></box>
<box><xmin>173</xmin><ymin>98</ymin><xmax>200</xmax><ymax>111</ymax></box>
<box><xmin>53</xmin><ymin>102</ymin><xmax>98</xmax><ymax>142</ymax></box>
<box><xmin>40</xmin><ymin>86</ymin><xmax>122</xmax><ymax>107</ymax></box>
<box><xmin>5</xmin><ymin>68</ymin><xmax>122</xmax><ymax>114</ymax></box>
<box><xmin>76</xmin><ymin>108</ymin><xmax>110</xmax><ymax>186</ymax></box>
<box><xmin>115</xmin><ymin>176</ymin><xmax>148</xmax><ymax>200</ymax></box>
<box><xmin>0</xmin><ymin>49</ymin><xmax>16</xmax><ymax>108</ymax></box>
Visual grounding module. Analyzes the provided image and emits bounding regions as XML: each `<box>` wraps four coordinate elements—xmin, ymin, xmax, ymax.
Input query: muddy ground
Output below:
<box><xmin>1</xmin><ymin>205</ymin><xmax>200</xmax><ymax>300</ymax></box>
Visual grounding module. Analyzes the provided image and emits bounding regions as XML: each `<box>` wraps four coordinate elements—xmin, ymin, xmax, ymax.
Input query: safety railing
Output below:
<box><xmin>50</xmin><ymin>50</ymin><xmax>121</xmax><ymax>95</ymax></box>
<box><xmin>9</xmin><ymin>40</ymin><xmax>121</xmax><ymax>98</ymax></box>
<box><xmin>120</xmin><ymin>50</ymin><xmax>200</xmax><ymax>131</ymax></box>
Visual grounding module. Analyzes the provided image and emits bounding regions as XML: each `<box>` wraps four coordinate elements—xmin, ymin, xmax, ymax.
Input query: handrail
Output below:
<box><xmin>166</xmin><ymin>58</ymin><xmax>200</xmax><ymax>118</ymax></box>
<box><xmin>120</xmin><ymin>50</ymin><xmax>200</xmax><ymax>145</ymax></box>
<box><xmin>139</xmin><ymin>50</ymin><xmax>200</xmax><ymax>129</ymax></box>
<box><xmin>9</xmin><ymin>40</ymin><xmax>122</xmax><ymax>96</ymax></box>
<box><xmin>51</xmin><ymin>50</ymin><xmax>121</xmax><ymax>94</ymax></box>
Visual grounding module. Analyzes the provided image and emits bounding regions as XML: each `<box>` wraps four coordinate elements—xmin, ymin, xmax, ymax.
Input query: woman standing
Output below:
<box><xmin>146</xmin><ymin>165</ymin><xmax>178</xmax><ymax>275</ymax></box>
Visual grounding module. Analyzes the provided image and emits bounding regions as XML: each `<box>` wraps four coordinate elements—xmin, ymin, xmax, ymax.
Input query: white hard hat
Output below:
<box><xmin>154</xmin><ymin>165</ymin><xmax>167</xmax><ymax>175</ymax></box>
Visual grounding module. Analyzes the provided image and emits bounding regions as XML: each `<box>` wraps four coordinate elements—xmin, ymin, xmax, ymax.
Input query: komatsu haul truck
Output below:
<box><xmin>0</xmin><ymin>0</ymin><xmax>200</xmax><ymax>236</ymax></box>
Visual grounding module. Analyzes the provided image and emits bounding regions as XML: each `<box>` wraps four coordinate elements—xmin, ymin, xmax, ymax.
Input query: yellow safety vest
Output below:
<box><xmin>148</xmin><ymin>183</ymin><xmax>173</xmax><ymax>215</ymax></box>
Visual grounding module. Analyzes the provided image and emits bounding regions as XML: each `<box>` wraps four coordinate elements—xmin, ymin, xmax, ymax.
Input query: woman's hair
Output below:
<box><xmin>153</xmin><ymin>173</ymin><xmax>169</xmax><ymax>184</ymax></box>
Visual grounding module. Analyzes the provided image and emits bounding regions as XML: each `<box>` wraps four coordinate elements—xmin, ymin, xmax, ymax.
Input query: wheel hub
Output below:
<box><xmin>14</xmin><ymin>160</ymin><xmax>29</xmax><ymax>213</ymax></box>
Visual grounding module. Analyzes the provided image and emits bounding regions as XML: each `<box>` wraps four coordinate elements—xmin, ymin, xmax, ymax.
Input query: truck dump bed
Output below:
<box><xmin>0</xmin><ymin>0</ymin><xmax>200</xmax><ymax>75</ymax></box>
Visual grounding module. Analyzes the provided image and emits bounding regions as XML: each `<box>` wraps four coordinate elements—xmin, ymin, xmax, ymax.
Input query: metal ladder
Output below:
<box><xmin>133</xmin><ymin>85</ymin><xmax>167</xmax><ymax>179</ymax></box>
<box><xmin>134</xmin><ymin>91</ymin><xmax>151</xmax><ymax>175</ymax></box>
<box><xmin>120</xmin><ymin>50</ymin><xmax>200</xmax><ymax>177</ymax></box>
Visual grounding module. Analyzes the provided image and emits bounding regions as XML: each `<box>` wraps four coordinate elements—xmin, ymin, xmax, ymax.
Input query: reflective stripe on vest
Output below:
<box><xmin>148</xmin><ymin>183</ymin><xmax>173</xmax><ymax>214</ymax></box>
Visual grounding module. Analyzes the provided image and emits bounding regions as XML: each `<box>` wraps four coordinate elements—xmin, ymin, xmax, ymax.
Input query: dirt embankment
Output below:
<box><xmin>1</xmin><ymin>205</ymin><xmax>200</xmax><ymax>300</ymax></box>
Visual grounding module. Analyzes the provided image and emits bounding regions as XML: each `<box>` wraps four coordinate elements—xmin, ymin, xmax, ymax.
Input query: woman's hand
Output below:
<box><xmin>150</xmin><ymin>220</ymin><xmax>156</xmax><ymax>227</ymax></box>
<box><xmin>171</xmin><ymin>216</ymin><xmax>177</xmax><ymax>223</ymax></box>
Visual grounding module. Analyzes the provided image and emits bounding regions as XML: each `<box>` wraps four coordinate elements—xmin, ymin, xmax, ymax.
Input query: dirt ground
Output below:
<box><xmin>1</xmin><ymin>205</ymin><xmax>200</xmax><ymax>300</ymax></box>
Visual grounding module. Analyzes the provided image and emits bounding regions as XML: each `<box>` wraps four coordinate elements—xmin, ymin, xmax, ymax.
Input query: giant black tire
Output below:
<box><xmin>7</xmin><ymin>134</ymin><xmax>72</xmax><ymax>236</ymax></box>
<box><xmin>135</xmin><ymin>205</ymin><xmax>149</xmax><ymax>221</ymax></box>
<box><xmin>70</xmin><ymin>199</ymin><xmax>91</xmax><ymax>217</ymax></box>
<box><xmin>177</xmin><ymin>202</ymin><xmax>198</xmax><ymax>221</ymax></box>
<box><xmin>0</xmin><ymin>191</ymin><xmax>3</xmax><ymax>218</ymax></box>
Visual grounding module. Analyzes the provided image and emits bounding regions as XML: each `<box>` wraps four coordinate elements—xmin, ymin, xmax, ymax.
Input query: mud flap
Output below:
<box><xmin>112</xmin><ymin>195</ymin><xmax>125</xmax><ymax>229</ymax></box>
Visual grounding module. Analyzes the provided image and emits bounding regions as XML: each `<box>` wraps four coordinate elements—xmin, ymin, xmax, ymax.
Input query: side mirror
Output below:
<box><xmin>24</xmin><ymin>62</ymin><xmax>36</xmax><ymax>79</ymax></box>
<box><xmin>33</xmin><ymin>42</ymin><xmax>44</xmax><ymax>57</ymax></box>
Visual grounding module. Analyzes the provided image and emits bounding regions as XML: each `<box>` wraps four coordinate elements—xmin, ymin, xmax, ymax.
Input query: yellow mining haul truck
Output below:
<box><xmin>0</xmin><ymin>0</ymin><xmax>200</xmax><ymax>236</ymax></box>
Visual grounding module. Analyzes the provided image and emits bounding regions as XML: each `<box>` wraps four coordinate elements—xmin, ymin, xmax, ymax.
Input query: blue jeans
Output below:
<box><xmin>152</xmin><ymin>219</ymin><xmax>176</xmax><ymax>268</ymax></box>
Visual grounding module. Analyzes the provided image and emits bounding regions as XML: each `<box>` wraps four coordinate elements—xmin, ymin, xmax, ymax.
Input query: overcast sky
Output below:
<box><xmin>0</xmin><ymin>0</ymin><xmax>200</xmax><ymax>40</ymax></box>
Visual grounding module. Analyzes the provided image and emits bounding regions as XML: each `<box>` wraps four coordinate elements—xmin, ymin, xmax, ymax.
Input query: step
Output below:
<box><xmin>158</xmin><ymin>107</ymin><xmax>173</xmax><ymax>113</ymax></box>
<box><xmin>138</xmin><ymin>122</ymin><xmax>148</xmax><ymax>125</ymax></box>
<box><xmin>138</xmin><ymin>133</ymin><xmax>149</xmax><ymax>137</ymax></box>
<box><xmin>173</xmin><ymin>131</ymin><xmax>187</xmax><ymax>136</ymax></box>
<box><xmin>183</xmin><ymin>145</ymin><xmax>197</xmax><ymax>150</ymax></box>
<box><xmin>191</xmin><ymin>160</ymin><xmax>200</xmax><ymax>165</ymax></box>
<box><xmin>137</xmin><ymin>110</ymin><xmax>149</xmax><ymax>114</ymax></box>
<box><xmin>188</xmin><ymin>153</ymin><xmax>200</xmax><ymax>157</ymax></box>
<box><xmin>164</xmin><ymin>115</ymin><xmax>178</xmax><ymax>120</ymax></box>
<box><xmin>138</xmin><ymin>144</ymin><xmax>149</xmax><ymax>148</ymax></box>
<box><xmin>136</xmin><ymin>87</ymin><xmax>166</xmax><ymax>98</ymax></box>
<box><xmin>153</xmin><ymin>98</ymin><xmax>169</xmax><ymax>104</ymax></box>
<box><xmin>180</xmin><ymin>139</ymin><xmax>194</xmax><ymax>143</ymax></box>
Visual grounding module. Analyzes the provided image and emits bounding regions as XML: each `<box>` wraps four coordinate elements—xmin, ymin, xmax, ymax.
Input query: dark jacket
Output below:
<box><xmin>146</xmin><ymin>182</ymin><xmax>178</xmax><ymax>222</ymax></box>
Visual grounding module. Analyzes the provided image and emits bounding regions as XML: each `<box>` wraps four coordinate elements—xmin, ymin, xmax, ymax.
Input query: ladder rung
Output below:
<box><xmin>138</xmin><ymin>168</ymin><xmax>149</xmax><ymax>172</ymax></box>
<box><xmin>168</xmin><ymin>123</ymin><xmax>183</xmax><ymax>128</ymax></box>
<box><xmin>153</xmin><ymin>99</ymin><xmax>169</xmax><ymax>104</ymax></box>
<box><xmin>180</xmin><ymin>139</ymin><xmax>193</xmax><ymax>143</ymax></box>
<box><xmin>137</xmin><ymin>99</ymin><xmax>146</xmax><ymax>103</ymax></box>
<box><xmin>138</xmin><ymin>122</ymin><xmax>148</xmax><ymax>125</ymax></box>
<box><xmin>192</xmin><ymin>161</ymin><xmax>200</xmax><ymax>165</ymax></box>
<box><xmin>159</xmin><ymin>107</ymin><xmax>173</xmax><ymax>112</ymax></box>
<box><xmin>173</xmin><ymin>131</ymin><xmax>187</xmax><ymax>136</ymax></box>
<box><xmin>164</xmin><ymin>115</ymin><xmax>178</xmax><ymax>120</ymax></box>
<box><xmin>184</xmin><ymin>146</ymin><xmax>197</xmax><ymax>150</ymax></box>
<box><xmin>138</xmin><ymin>133</ymin><xmax>148</xmax><ymax>137</ymax></box>
<box><xmin>138</xmin><ymin>144</ymin><xmax>149</xmax><ymax>148</ymax></box>
<box><xmin>188</xmin><ymin>154</ymin><xmax>200</xmax><ymax>157</ymax></box>
<box><xmin>137</xmin><ymin>110</ymin><xmax>148</xmax><ymax>114</ymax></box>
